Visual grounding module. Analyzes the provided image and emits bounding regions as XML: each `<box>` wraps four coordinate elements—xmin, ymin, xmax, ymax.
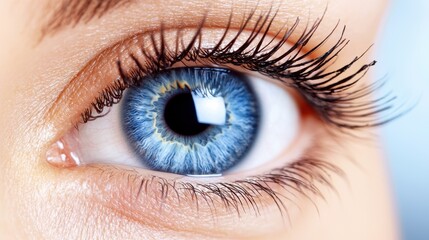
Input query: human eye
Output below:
<box><xmin>71</xmin><ymin>65</ymin><xmax>301</xmax><ymax>175</ymax></box>
<box><xmin>41</xmin><ymin>8</ymin><xmax>398</xmax><ymax>238</ymax></box>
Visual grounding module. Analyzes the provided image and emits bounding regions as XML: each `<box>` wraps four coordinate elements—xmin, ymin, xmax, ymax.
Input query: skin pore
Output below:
<box><xmin>0</xmin><ymin>0</ymin><xmax>399</xmax><ymax>239</ymax></box>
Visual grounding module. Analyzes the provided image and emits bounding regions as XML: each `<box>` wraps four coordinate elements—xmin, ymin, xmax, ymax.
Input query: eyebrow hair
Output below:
<box><xmin>41</xmin><ymin>0</ymin><xmax>134</xmax><ymax>38</ymax></box>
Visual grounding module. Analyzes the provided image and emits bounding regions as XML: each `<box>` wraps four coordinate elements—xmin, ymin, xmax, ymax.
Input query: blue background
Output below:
<box><xmin>377</xmin><ymin>1</ymin><xmax>429</xmax><ymax>239</ymax></box>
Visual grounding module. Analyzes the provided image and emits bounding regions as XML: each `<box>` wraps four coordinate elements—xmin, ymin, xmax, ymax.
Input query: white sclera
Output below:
<box><xmin>228</xmin><ymin>76</ymin><xmax>299</xmax><ymax>172</ymax></box>
<box><xmin>77</xmin><ymin>106</ymin><xmax>143</xmax><ymax>167</ymax></box>
<box><xmin>77</xmin><ymin>74</ymin><xmax>300</xmax><ymax>173</ymax></box>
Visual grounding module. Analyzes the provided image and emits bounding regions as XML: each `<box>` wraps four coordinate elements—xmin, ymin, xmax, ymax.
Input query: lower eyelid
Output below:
<box><xmin>63</xmin><ymin>159</ymin><xmax>335</xmax><ymax>237</ymax></box>
<box><xmin>63</xmin><ymin>166</ymin><xmax>286</xmax><ymax>236</ymax></box>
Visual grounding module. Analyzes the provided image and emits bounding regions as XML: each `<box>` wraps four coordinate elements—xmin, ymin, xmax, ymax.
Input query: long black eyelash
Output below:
<box><xmin>81</xmin><ymin>10</ymin><xmax>398</xmax><ymax>129</ymax></box>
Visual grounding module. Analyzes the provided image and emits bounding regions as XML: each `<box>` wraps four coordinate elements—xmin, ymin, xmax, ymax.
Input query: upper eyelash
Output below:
<box><xmin>81</xmin><ymin>9</ymin><xmax>397</xmax><ymax>130</ymax></box>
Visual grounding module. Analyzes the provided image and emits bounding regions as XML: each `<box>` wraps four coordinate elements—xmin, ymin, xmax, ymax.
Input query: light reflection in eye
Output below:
<box><xmin>191</xmin><ymin>93</ymin><xmax>226</xmax><ymax>126</ymax></box>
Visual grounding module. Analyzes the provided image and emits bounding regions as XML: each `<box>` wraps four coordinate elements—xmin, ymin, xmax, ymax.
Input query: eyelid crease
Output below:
<box><xmin>40</xmin><ymin>0</ymin><xmax>135</xmax><ymax>40</ymax></box>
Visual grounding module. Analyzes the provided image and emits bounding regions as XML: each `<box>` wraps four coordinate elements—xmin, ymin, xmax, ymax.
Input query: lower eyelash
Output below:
<box><xmin>88</xmin><ymin>137</ymin><xmax>344</xmax><ymax>219</ymax></box>
<box><xmin>190</xmin><ymin>158</ymin><xmax>341</xmax><ymax>217</ymax></box>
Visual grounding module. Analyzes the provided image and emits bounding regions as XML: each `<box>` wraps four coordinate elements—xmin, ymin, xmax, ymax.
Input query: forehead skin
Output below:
<box><xmin>0</xmin><ymin>0</ymin><xmax>398</xmax><ymax>239</ymax></box>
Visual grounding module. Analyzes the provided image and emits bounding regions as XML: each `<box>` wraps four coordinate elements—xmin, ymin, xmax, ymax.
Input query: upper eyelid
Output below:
<box><xmin>44</xmin><ymin>10</ymin><xmax>392</xmax><ymax>142</ymax></box>
<box><xmin>43</xmin><ymin>14</ymin><xmax>305</xmax><ymax>135</ymax></box>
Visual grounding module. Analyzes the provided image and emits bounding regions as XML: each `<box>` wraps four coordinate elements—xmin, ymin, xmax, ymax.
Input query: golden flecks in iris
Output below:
<box><xmin>175</xmin><ymin>80</ymin><xmax>191</xmax><ymax>90</ymax></box>
<box><xmin>159</xmin><ymin>79</ymin><xmax>191</xmax><ymax>95</ymax></box>
<box><xmin>159</xmin><ymin>85</ymin><xmax>168</xmax><ymax>94</ymax></box>
<box><xmin>147</xmin><ymin>78</ymin><xmax>228</xmax><ymax>150</ymax></box>
<box><xmin>152</xmin><ymin>80</ymin><xmax>192</xmax><ymax>104</ymax></box>
<box><xmin>150</xmin><ymin>79</ymin><xmax>193</xmax><ymax>142</ymax></box>
<box><xmin>151</xmin><ymin>112</ymin><xmax>169</xmax><ymax>143</ymax></box>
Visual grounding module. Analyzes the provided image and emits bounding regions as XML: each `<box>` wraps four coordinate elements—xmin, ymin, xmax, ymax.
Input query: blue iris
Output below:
<box><xmin>122</xmin><ymin>67</ymin><xmax>259</xmax><ymax>175</ymax></box>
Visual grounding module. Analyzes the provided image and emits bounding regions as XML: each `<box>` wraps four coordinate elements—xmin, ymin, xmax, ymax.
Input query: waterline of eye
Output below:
<box><xmin>186</xmin><ymin>174</ymin><xmax>223</xmax><ymax>178</ymax></box>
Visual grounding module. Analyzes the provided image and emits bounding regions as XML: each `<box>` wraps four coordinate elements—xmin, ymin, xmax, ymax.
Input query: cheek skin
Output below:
<box><xmin>0</xmin><ymin>0</ymin><xmax>398</xmax><ymax>239</ymax></box>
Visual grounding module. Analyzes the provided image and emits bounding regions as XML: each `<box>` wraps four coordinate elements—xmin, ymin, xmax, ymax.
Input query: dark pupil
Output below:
<box><xmin>164</xmin><ymin>91</ymin><xmax>210</xmax><ymax>136</ymax></box>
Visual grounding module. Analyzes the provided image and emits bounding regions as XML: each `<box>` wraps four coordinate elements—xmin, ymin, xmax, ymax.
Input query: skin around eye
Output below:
<box><xmin>0</xmin><ymin>0</ymin><xmax>399</xmax><ymax>239</ymax></box>
<box><xmin>38</xmin><ymin>11</ymin><xmax>391</xmax><ymax>238</ymax></box>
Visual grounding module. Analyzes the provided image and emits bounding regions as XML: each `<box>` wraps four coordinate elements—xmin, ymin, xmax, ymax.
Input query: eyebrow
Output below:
<box><xmin>41</xmin><ymin>0</ymin><xmax>134</xmax><ymax>38</ymax></box>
